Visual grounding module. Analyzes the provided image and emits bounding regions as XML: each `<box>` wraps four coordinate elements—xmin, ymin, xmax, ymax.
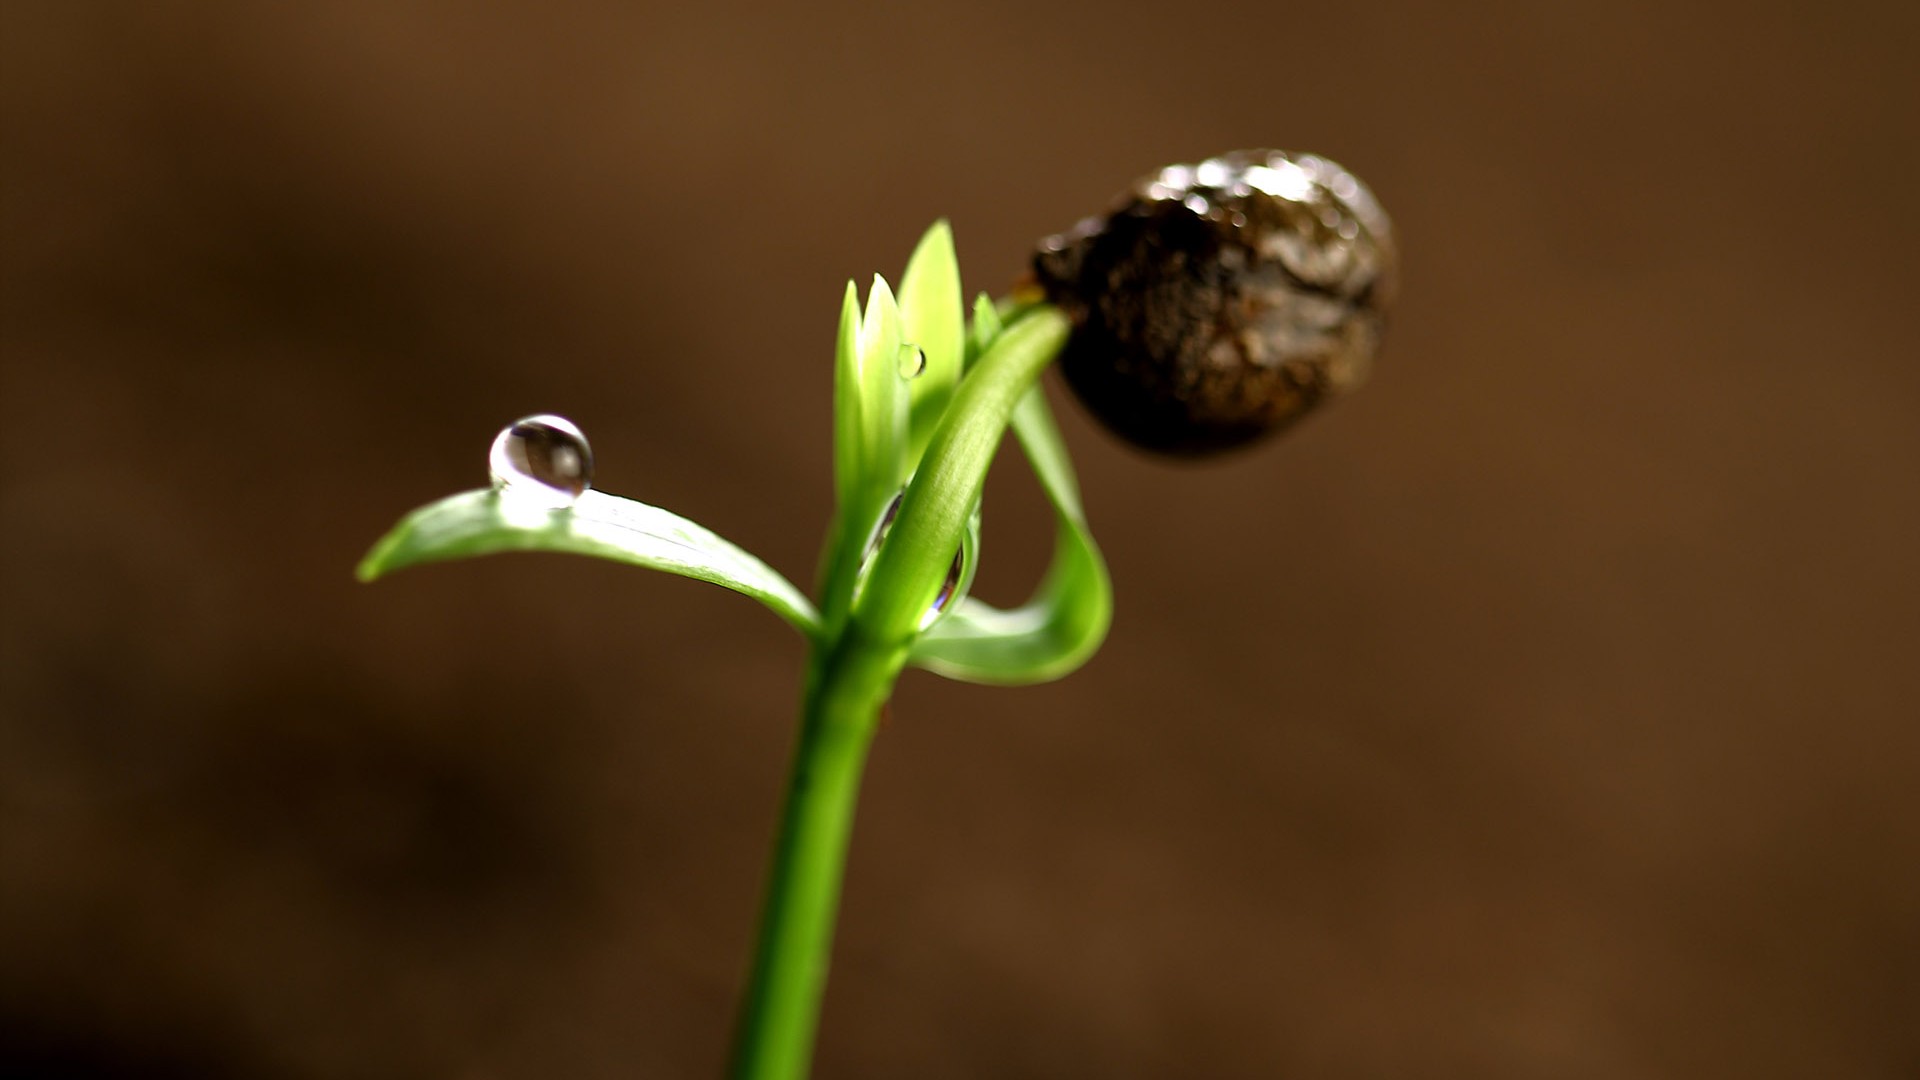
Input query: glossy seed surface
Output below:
<box><xmin>1034</xmin><ymin>149</ymin><xmax>1397</xmax><ymax>456</ymax></box>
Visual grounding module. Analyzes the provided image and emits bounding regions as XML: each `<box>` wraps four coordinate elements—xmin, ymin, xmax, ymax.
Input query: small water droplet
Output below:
<box><xmin>898</xmin><ymin>344</ymin><xmax>927</xmax><ymax>378</ymax></box>
<box><xmin>489</xmin><ymin>414</ymin><xmax>593</xmax><ymax>510</ymax></box>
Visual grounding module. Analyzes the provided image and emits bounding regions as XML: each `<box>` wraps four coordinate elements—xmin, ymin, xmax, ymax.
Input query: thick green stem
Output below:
<box><xmin>728</xmin><ymin>632</ymin><xmax>906</xmax><ymax>1080</ymax></box>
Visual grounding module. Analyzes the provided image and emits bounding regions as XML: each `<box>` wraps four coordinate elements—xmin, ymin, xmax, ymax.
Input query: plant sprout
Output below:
<box><xmin>359</xmin><ymin>150</ymin><xmax>1395</xmax><ymax>1080</ymax></box>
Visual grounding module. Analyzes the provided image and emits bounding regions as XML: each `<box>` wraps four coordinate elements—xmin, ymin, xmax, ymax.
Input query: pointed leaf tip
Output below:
<box><xmin>900</xmin><ymin>220</ymin><xmax>965</xmax><ymax>463</ymax></box>
<box><xmin>357</xmin><ymin>488</ymin><xmax>821</xmax><ymax>639</ymax></box>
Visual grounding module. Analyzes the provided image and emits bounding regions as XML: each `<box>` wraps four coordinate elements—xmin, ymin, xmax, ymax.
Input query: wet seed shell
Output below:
<box><xmin>1033</xmin><ymin>149</ymin><xmax>1397</xmax><ymax>456</ymax></box>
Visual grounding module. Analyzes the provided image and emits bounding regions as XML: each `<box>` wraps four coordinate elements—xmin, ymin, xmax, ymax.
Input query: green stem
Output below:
<box><xmin>729</xmin><ymin>303</ymin><xmax>1071</xmax><ymax>1078</ymax></box>
<box><xmin>728</xmin><ymin>631</ymin><xmax>907</xmax><ymax>1080</ymax></box>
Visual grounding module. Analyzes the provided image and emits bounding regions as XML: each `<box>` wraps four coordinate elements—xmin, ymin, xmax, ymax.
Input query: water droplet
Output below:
<box><xmin>898</xmin><ymin>344</ymin><xmax>927</xmax><ymax>378</ymax></box>
<box><xmin>489</xmin><ymin>414</ymin><xmax>592</xmax><ymax>510</ymax></box>
<box><xmin>855</xmin><ymin>490</ymin><xmax>968</xmax><ymax>629</ymax></box>
<box><xmin>921</xmin><ymin>548</ymin><xmax>965</xmax><ymax>630</ymax></box>
<box><xmin>870</xmin><ymin>493</ymin><xmax>903</xmax><ymax>551</ymax></box>
<box><xmin>851</xmin><ymin>492</ymin><xmax>904</xmax><ymax>597</ymax></box>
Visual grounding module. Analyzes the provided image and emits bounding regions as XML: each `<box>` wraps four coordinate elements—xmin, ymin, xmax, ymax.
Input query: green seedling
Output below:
<box><xmin>360</xmin><ymin>150</ymin><xmax>1395</xmax><ymax>1079</ymax></box>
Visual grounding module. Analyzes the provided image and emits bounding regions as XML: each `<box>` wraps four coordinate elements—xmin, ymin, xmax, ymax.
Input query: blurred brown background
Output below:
<box><xmin>3</xmin><ymin>2</ymin><xmax>1917</xmax><ymax>1077</ymax></box>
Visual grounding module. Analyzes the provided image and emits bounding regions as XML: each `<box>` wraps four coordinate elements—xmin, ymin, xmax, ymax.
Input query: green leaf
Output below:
<box><xmin>897</xmin><ymin>221</ymin><xmax>964</xmax><ymax>465</ymax></box>
<box><xmin>965</xmin><ymin>291</ymin><xmax>1001</xmax><ymax>368</ymax></box>
<box><xmin>914</xmin><ymin>501</ymin><xmax>982</xmax><ymax>635</ymax></box>
<box><xmin>831</xmin><ymin>280</ymin><xmax>862</xmax><ymax>508</ymax></box>
<box><xmin>857</xmin><ymin>275</ymin><xmax>908</xmax><ymax>492</ymax></box>
<box><xmin>822</xmin><ymin>276</ymin><xmax>914</xmax><ymax>633</ymax></box>
<box><xmin>910</xmin><ymin>383</ymin><xmax>1111</xmax><ymax>684</ymax></box>
<box><xmin>851</xmin><ymin>306</ymin><xmax>1074</xmax><ymax>645</ymax></box>
<box><xmin>358</xmin><ymin>488</ymin><xmax>821</xmax><ymax>640</ymax></box>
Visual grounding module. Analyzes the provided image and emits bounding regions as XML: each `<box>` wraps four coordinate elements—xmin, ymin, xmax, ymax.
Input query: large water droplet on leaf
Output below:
<box><xmin>489</xmin><ymin>414</ymin><xmax>593</xmax><ymax>510</ymax></box>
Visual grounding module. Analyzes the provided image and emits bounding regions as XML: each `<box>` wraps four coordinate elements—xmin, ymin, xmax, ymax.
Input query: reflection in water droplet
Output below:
<box><xmin>921</xmin><ymin>548</ymin><xmax>965</xmax><ymax>630</ymax></box>
<box><xmin>856</xmin><ymin>490</ymin><xmax>967</xmax><ymax>629</ymax></box>
<box><xmin>851</xmin><ymin>492</ymin><xmax>904</xmax><ymax>598</ymax></box>
<box><xmin>898</xmin><ymin>344</ymin><xmax>927</xmax><ymax>378</ymax></box>
<box><xmin>489</xmin><ymin>414</ymin><xmax>593</xmax><ymax>510</ymax></box>
<box><xmin>871</xmin><ymin>493</ymin><xmax>903</xmax><ymax>552</ymax></box>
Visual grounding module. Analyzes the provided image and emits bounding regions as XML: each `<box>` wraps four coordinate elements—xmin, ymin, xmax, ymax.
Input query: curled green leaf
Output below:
<box><xmin>910</xmin><ymin>374</ymin><xmax>1111</xmax><ymax>684</ymax></box>
<box><xmin>358</xmin><ymin>488</ymin><xmax>821</xmax><ymax>640</ymax></box>
<box><xmin>851</xmin><ymin>306</ymin><xmax>1073</xmax><ymax>645</ymax></box>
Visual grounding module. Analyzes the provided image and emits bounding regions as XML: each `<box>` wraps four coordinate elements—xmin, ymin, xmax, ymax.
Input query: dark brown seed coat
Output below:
<box><xmin>1034</xmin><ymin>149</ymin><xmax>1397</xmax><ymax>456</ymax></box>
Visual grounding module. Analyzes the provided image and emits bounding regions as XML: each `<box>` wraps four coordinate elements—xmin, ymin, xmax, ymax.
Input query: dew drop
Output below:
<box><xmin>489</xmin><ymin>414</ymin><xmax>593</xmax><ymax>510</ymax></box>
<box><xmin>921</xmin><ymin>548</ymin><xmax>966</xmax><ymax>630</ymax></box>
<box><xmin>869</xmin><ymin>493</ymin><xmax>904</xmax><ymax>554</ymax></box>
<box><xmin>898</xmin><ymin>344</ymin><xmax>927</xmax><ymax>378</ymax></box>
<box><xmin>851</xmin><ymin>492</ymin><xmax>905</xmax><ymax>596</ymax></box>
<box><xmin>856</xmin><ymin>490</ymin><xmax>968</xmax><ymax>629</ymax></box>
